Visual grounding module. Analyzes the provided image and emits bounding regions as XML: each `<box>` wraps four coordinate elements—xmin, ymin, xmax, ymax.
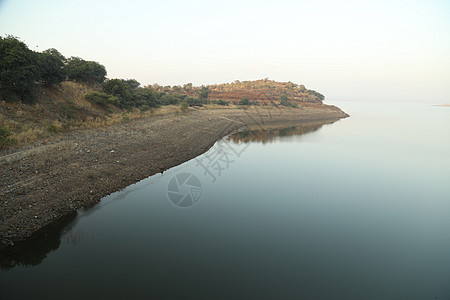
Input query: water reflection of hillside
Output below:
<box><xmin>227</xmin><ymin>119</ymin><xmax>338</xmax><ymax>144</ymax></box>
<box><xmin>0</xmin><ymin>212</ymin><xmax>78</xmax><ymax>271</ymax></box>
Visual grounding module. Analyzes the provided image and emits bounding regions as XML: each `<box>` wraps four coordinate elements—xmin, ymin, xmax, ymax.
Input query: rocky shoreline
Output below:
<box><xmin>0</xmin><ymin>105</ymin><xmax>348</xmax><ymax>248</ymax></box>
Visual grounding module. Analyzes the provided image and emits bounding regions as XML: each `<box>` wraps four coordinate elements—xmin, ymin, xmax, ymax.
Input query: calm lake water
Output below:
<box><xmin>1</xmin><ymin>101</ymin><xmax>449</xmax><ymax>299</ymax></box>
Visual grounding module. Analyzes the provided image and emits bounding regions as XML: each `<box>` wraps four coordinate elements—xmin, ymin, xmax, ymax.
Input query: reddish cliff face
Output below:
<box><xmin>207</xmin><ymin>80</ymin><xmax>323</xmax><ymax>104</ymax></box>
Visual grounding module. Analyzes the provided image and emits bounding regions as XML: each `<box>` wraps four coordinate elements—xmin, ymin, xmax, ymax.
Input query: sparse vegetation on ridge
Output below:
<box><xmin>148</xmin><ymin>78</ymin><xmax>325</xmax><ymax>106</ymax></box>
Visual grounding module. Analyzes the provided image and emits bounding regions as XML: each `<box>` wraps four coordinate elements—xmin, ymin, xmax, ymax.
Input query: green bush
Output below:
<box><xmin>122</xmin><ymin>112</ymin><xmax>130</xmax><ymax>123</ymax></box>
<box><xmin>180</xmin><ymin>102</ymin><xmax>189</xmax><ymax>112</ymax></box>
<box><xmin>85</xmin><ymin>91</ymin><xmax>119</xmax><ymax>107</ymax></box>
<box><xmin>47</xmin><ymin>124</ymin><xmax>57</xmax><ymax>133</ymax></box>
<box><xmin>0</xmin><ymin>125</ymin><xmax>12</xmax><ymax>151</ymax></box>
<box><xmin>160</xmin><ymin>94</ymin><xmax>179</xmax><ymax>105</ymax></box>
<box><xmin>306</xmin><ymin>89</ymin><xmax>325</xmax><ymax>101</ymax></box>
<box><xmin>280</xmin><ymin>94</ymin><xmax>290</xmax><ymax>106</ymax></box>
<box><xmin>59</xmin><ymin>100</ymin><xmax>78</xmax><ymax>119</ymax></box>
<box><xmin>239</xmin><ymin>97</ymin><xmax>250</xmax><ymax>105</ymax></box>
<box><xmin>185</xmin><ymin>96</ymin><xmax>202</xmax><ymax>107</ymax></box>
<box><xmin>0</xmin><ymin>89</ymin><xmax>21</xmax><ymax>102</ymax></box>
<box><xmin>280</xmin><ymin>94</ymin><xmax>298</xmax><ymax>107</ymax></box>
<box><xmin>140</xmin><ymin>104</ymin><xmax>150</xmax><ymax>112</ymax></box>
<box><xmin>216</xmin><ymin>99</ymin><xmax>228</xmax><ymax>106</ymax></box>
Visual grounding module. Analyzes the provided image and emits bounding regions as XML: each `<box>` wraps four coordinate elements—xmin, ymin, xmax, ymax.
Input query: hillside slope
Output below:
<box><xmin>0</xmin><ymin>82</ymin><xmax>130</xmax><ymax>153</ymax></box>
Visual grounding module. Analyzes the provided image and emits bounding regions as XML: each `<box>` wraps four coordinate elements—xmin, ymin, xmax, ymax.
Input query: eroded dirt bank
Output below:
<box><xmin>0</xmin><ymin>105</ymin><xmax>348</xmax><ymax>248</ymax></box>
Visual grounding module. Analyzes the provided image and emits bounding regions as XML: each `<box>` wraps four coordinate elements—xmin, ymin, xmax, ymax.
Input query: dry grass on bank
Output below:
<box><xmin>0</xmin><ymin>82</ymin><xmax>173</xmax><ymax>153</ymax></box>
<box><xmin>0</xmin><ymin>99</ymin><xmax>197</xmax><ymax>153</ymax></box>
<box><xmin>0</xmin><ymin>109</ymin><xmax>162</xmax><ymax>150</ymax></box>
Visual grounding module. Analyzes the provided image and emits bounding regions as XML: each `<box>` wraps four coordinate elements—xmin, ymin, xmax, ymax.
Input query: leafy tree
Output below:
<box><xmin>199</xmin><ymin>85</ymin><xmax>209</xmax><ymax>100</ymax></box>
<box><xmin>132</xmin><ymin>88</ymin><xmax>160</xmax><ymax>108</ymax></box>
<box><xmin>36</xmin><ymin>52</ymin><xmax>66</xmax><ymax>85</ymax></box>
<box><xmin>103</xmin><ymin>78</ymin><xmax>161</xmax><ymax>109</ymax></box>
<box><xmin>42</xmin><ymin>48</ymin><xmax>66</xmax><ymax>63</ymax></box>
<box><xmin>0</xmin><ymin>35</ymin><xmax>39</xmax><ymax>98</ymax></box>
<box><xmin>183</xmin><ymin>83</ymin><xmax>193</xmax><ymax>91</ymax></box>
<box><xmin>102</xmin><ymin>79</ymin><xmax>133</xmax><ymax>108</ymax></box>
<box><xmin>66</xmin><ymin>57</ymin><xmax>106</xmax><ymax>83</ymax></box>
<box><xmin>306</xmin><ymin>89</ymin><xmax>325</xmax><ymax>101</ymax></box>
<box><xmin>280</xmin><ymin>94</ymin><xmax>290</xmax><ymax>106</ymax></box>
<box><xmin>85</xmin><ymin>61</ymin><xmax>106</xmax><ymax>83</ymax></box>
<box><xmin>103</xmin><ymin>78</ymin><xmax>166</xmax><ymax>109</ymax></box>
<box><xmin>172</xmin><ymin>85</ymin><xmax>181</xmax><ymax>93</ymax></box>
<box><xmin>160</xmin><ymin>94</ymin><xmax>179</xmax><ymax>105</ymax></box>
<box><xmin>122</xmin><ymin>79</ymin><xmax>140</xmax><ymax>89</ymax></box>
<box><xmin>103</xmin><ymin>79</ymin><xmax>130</xmax><ymax>97</ymax></box>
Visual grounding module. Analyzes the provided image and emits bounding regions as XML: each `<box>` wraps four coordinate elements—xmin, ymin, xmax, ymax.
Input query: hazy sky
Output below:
<box><xmin>1</xmin><ymin>0</ymin><xmax>449</xmax><ymax>102</ymax></box>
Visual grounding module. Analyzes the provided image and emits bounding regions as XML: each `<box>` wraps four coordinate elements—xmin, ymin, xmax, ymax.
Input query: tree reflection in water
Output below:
<box><xmin>227</xmin><ymin>119</ymin><xmax>339</xmax><ymax>144</ymax></box>
<box><xmin>0</xmin><ymin>212</ymin><xmax>78</xmax><ymax>271</ymax></box>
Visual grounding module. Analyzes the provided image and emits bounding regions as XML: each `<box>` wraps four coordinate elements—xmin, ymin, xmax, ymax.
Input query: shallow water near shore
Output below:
<box><xmin>1</xmin><ymin>101</ymin><xmax>450</xmax><ymax>299</ymax></box>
